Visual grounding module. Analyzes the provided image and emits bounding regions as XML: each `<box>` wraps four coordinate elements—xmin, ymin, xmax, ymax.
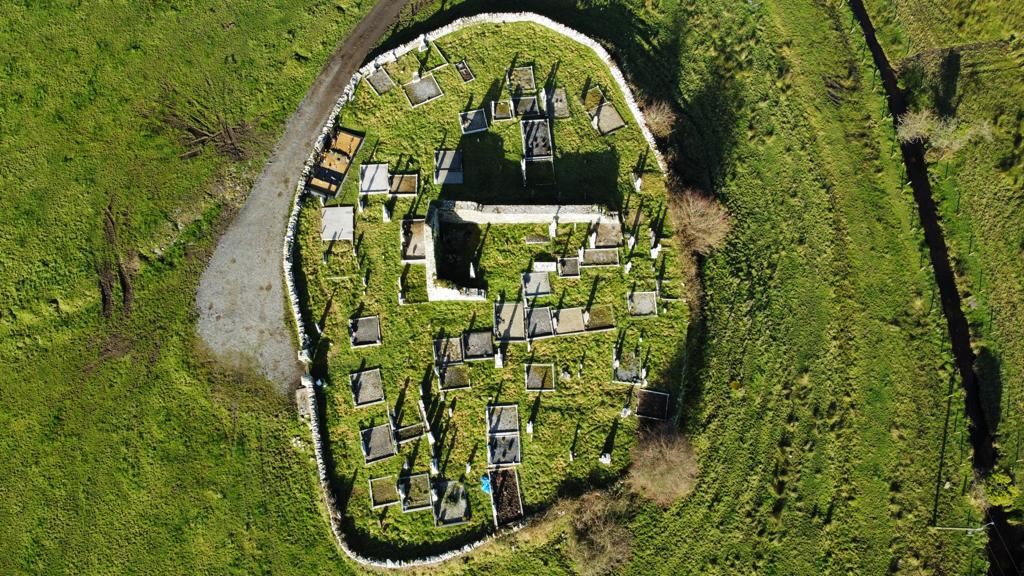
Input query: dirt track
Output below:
<box><xmin>196</xmin><ymin>0</ymin><xmax>409</xmax><ymax>390</ymax></box>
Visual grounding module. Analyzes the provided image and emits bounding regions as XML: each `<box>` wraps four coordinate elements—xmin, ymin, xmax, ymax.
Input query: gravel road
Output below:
<box><xmin>197</xmin><ymin>0</ymin><xmax>409</xmax><ymax>390</ymax></box>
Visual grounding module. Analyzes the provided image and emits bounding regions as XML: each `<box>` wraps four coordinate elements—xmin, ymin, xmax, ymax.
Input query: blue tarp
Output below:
<box><xmin>480</xmin><ymin>474</ymin><xmax>491</xmax><ymax>494</ymax></box>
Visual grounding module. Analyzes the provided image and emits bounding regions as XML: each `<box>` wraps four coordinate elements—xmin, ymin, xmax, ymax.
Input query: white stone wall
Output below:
<box><xmin>284</xmin><ymin>11</ymin><xmax>668</xmax><ymax>567</ymax></box>
<box><xmin>437</xmin><ymin>200</ymin><xmax>614</xmax><ymax>225</ymax></box>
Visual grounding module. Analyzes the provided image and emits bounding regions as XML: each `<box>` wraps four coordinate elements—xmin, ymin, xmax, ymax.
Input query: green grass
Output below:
<box><xmin>293</xmin><ymin>21</ymin><xmax>690</xmax><ymax>557</ymax></box>
<box><xmin>863</xmin><ymin>0</ymin><xmax>1024</xmax><ymax>514</ymax></box>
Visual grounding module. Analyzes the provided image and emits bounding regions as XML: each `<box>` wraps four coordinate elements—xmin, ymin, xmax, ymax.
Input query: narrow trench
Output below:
<box><xmin>845</xmin><ymin>0</ymin><xmax>1024</xmax><ymax>570</ymax></box>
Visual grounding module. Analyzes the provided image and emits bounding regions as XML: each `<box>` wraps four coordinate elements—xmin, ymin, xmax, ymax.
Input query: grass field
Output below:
<box><xmin>293</xmin><ymin>22</ymin><xmax>689</xmax><ymax>557</ymax></box>
<box><xmin>863</xmin><ymin>0</ymin><xmax>1024</xmax><ymax>516</ymax></box>
<box><xmin>0</xmin><ymin>0</ymin><xmax>1008</xmax><ymax>573</ymax></box>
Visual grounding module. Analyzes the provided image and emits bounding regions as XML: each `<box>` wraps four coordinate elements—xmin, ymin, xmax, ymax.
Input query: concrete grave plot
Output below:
<box><xmin>349</xmin><ymin>316</ymin><xmax>382</xmax><ymax>348</ymax></box>
<box><xmin>349</xmin><ymin>368</ymin><xmax>385</xmax><ymax>407</ymax></box>
<box><xmin>454</xmin><ymin>59</ymin><xmax>475</xmax><ymax>82</ymax></box>
<box><xmin>489</xmin><ymin>468</ymin><xmax>524</xmax><ymax>527</ymax></box>
<box><xmin>525</xmin><ymin>363</ymin><xmax>556</xmax><ymax>391</ymax></box>
<box><xmin>491</xmin><ymin>99</ymin><xmax>514</xmax><ymax>121</ymax></box>
<box><xmin>488</xmin><ymin>433</ymin><xmax>522</xmax><ymax>467</ymax></box>
<box><xmin>359</xmin><ymin>163</ymin><xmax>390</xmax><ymax>194</ymax></box>
<box><xmin>369</xmin><ymin>476</ymin><xmax>400</xmax><ymax>509</ymax></box>
<box><xmin>459</xmin><ymin>108</ymin><xmax>489</xmax><ymax>134</ymax></box>
<box><xmin>360</xmin><ymin>423</ymin><xmax>397</xmax><ymax>464</ymax></box>
<box><xmin>636</xmin><ymin>389</ymin><xmax>670</xmax><ymax>420</ymax></box>
<box><xmin>582</xmin><ymin>248</ymin><xmax>620</xmax><ymax>267</ymax></box>
<box><xmin>402</xmin><ymin>74</ymin><xmax>444</xmax><ymax>108</ymax></box>
<box><xmin>487</xmin><ymin>404</ymin><xmax>520</xmax><ymax>434</ymax></box>
<box><xmin>523</xmin><ymin>158</ymin><xmax>556</xmax><ymax>187</ymax></box>
<box><xmin>522</xmin><ymin>272</ymin><xmax>552</xmax><ymax>298</ymax></box>
<box><xmin>594</xmin><ymin>219</ymin><xmax>623</xmax><ymax>248</ymax></box>
<box><xmin>507</xmin><ymin>65</ymin><xmax>536</xmax><ymax>94</ymax></box>
<box><xmin>548</xmin><ymin>87</ymin><xmax>570</xmax><ymax>118</ymax></box>
<box><xmin>613</xmin><ymin>350</ymin><xmax>645</xmax><ymax>385</ymax></box>
<box><xmin>434</xmin><ymin>149</ymin><xmax>464</xmax><ymax>185</ymax></box>
<box><xmin>514</xmin><ymin>96</ymin><xmax>542</xmax><ymax>118</ymax></box>
<box><xmin>521</xmin><ymin>118</ymin><xmax>553</xmax><ymax>159</ymax></box>
<box><xmin>401</xmin><ymin>219</ymin><xmax>427</xmax><ymax>262</ymax></box>
<box><xmin>494</xmin><ymin>300</ymin><xmax>526</xmax><ymax>341</ymax></box>
<box><xmin>526</xmin><ymin>306</ymin><xmax>555</xmax><ymax>340</ymax></box>
<box><xmin>585</xmin><ymin>304</ymin><xmax>616</xmax><ymax>331</ymax></box>
<box><xmin>627</xmin><ymin>291</ymin><xmax>659</xmax><ymax>317</ymax></box>
<box><xmin>389</xmin><ymin>172</ymin><xmax>418</xmax><ymax>196</ymax></box>
<box><xmin>532</xmin><ymin>260</ymin><xmax>558</xmax><ymax>273</ymax></box>
<box><xmin>463</xmin><ymin>329</ymin><xmax>495</xmax><ymax>361</ymax></box>
<box><xmin>395</xmin><ymin>420</ymin><xmax>428</xmax><ymax>444</ymax></box>
<box><xmin>590</xmin><ymin>102</ymin><xmax>627</xmax><ymax>135</ymax></box>
<box><xmin>321</xmin><ymin>206</ymin><xmax>355</xmax><ymax>243</ymax></box>
<box><xmin>438</xmin><ymin>364</ymin><xmax>471</xmax><ymax>391</ymax></box>
<box><xmin>553</xmin><ymin>307</ymin><xmax>586</xmax><ymax>335</ymax></box>
<box><xmin>433</xmin><ymin>336</ymin><xmax>465</xmax><ymax>366</ymax></box>
<box><xmin>365</xmin><ymin>66</ymin><xmax>396</xmax><ymax>96</ymax></box>
<box><xmin>398</xmin><ymin>473</ymin><xmax>432</xmax><ymax>512</ymax></box>
<box><xmin>558</xmin><ymin>256</ymin><xmax>581</xmax><ymax>278</ymax></box>
<box><xmin>433</xmin><ymin>480</ymin><xmax>470</xmax><ymax>527</ymax></box>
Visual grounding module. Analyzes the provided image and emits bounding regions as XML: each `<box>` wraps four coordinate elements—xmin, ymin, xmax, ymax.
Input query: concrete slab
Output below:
<box><xmin>463</xmin><ymin>330</ymin><xmax>494</xmax><ymax>361</ymax></box>
<box><xmin>433</xmin><ymin>336</ymin><xmax>465</xmax><ymax>365</ymax></box>
<box><xmin>403</xmin><ymin>74</ymin><xmax>443</xmax><ymax>107</ymax></box>
<box><xmin>366</xmin><ymin>67</ymin><xmax>395</xmax><ymax>95</ymax></box>
<box><xmin>595</xmin><ymin>219</ymin><xmax>623</xmax><ymax>248</ymax></box>
<box><xmin>488</xmin><ymin>434</ymin><xmax>521</xmax><ymax>466</ymax></box>
<box><xmin>548</xmin><ymin>87</ymin><xmax>570</xmax><ymax>118</ymax></box>
<box><xmin>591</xmin><ymin>102</ymin><xmax>626</xmax><ymax>135</ymax></box>
<box><xmin>433</xmin><ymin>480</ymin><xmax>470</xmax><ymax>526</ymax></box>
<box><xmin>627</xmin><ymin>291</ymin><xmax>659</xmax><ymax>317</ymax></box>
<box><xmin>321</xmin><ymin>206</ymin><xmax>355</xmax><ymax>242</ymax></box>
<box><xmin>360</xmin><ymin>423</ymin><xmax>396</xmax><ymax>464</ymax></box>
<box><xmin>494</xmin><ymin>301</ymin><xmax>526</xmax><ymax>341</ymax></box>
<box><xmin>359</xmin><ymin>163</ymin><xmax>390</xmax><ymax>194</ymax></box>
<box><xmin>459</xmin><ymin>108</ymin><xmax>488</xmax><ymax>134</ymax></box>
<box><xmin>349</xmin><ymin>368</ymin><xmax>385</xmax><ymax>407</ymax></box>
<box><xmin>522</xmin><ymin>272</ymin><xmax>552</xmax><ymax>298</ymax></box>
<box><xmin>553</xmin><ymin>307</ymin><xmax>585</xmax><ymax>335</ymax></box>
<box><xmin>526</xmin><ymin>306</ymin><xmax>554</xmax><ymax>339</ymax></box>
<box><xmin>434</xmin><ymin>149</ymin><xmax>464</xmax><ymax>185</ymax></box>
<box><xmin>557</xmin><ymin>256</ymin><xmax>580</xmax><ymax>278</ymax></box>
<box><xmin>525</xmin><ymin>363</ymin><xmax>555</xmax><ymax>391</ymax></box>
<box><xmin>487</xmin><ymin>404</ymin><xmax>520</xmax><ymax>434</ymax></box>
<box><xmin>350</xmin><ymin>316</ymin><xmax>382</xmax><ymax>348</ymax></box>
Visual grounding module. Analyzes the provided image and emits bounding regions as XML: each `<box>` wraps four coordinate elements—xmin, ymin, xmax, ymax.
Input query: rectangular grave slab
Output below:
<box><xmin>494</xmin><ymin>301</ymin><xmax>526</xmax><ymax>341</ymax></box>
<box><xmin>525</xmin><ymin>363</ymin><xmax>555</xmax><ymax>391</ymax></box>
<box><xmin>636</xmin><ymin>389</ymin><xmax>670</xmax><ymax>420</ymax></box>
<box><xmin>463</xmin><ymin>330</ymin><xmax>494</xmax><ymax>361</ymax></box>
<box><xmin>523</xmin><ymin>159</ymin><xmax>556</xmax><ymax>186</ymax></box>
<box><xmin>349</xmin><ymin>368</ymin><xmax>385</xmax><ymax>407</ymax></box>
<box><xmin>532</xmin><ymin>260</ymin><xmax>558</xmax><ymax>273</ymax></box>
<box><xmin>398</xmin><ymin>473</ymin><xmax>432</xmax><ymax>512</ymax></box>
<box><xmin>558</xmin><ymin>256</ymin><xmax>580</xmax><ymax>278</ymax></box>
<box><xmin>401</xmin><ymin>219</ymin><xmax>426</xmax><ymax>261</ymax></box>
<box><xmin>454</xmin><ymin>59</ymin><xmax>475</xmax><ymax>82</ymax></box>
<box><xmin>488</xmin><ymin>433</ymin><xmax>521</xmax><ymax>466</ymax></box>
<box><xmin>582</xmin><ymin>248</ymin><xmax>620</xmax><ymax>267</ymax></box>
<box><xmin>434</xmin><ymin>149</ymin><xmax>464</xmax><ymax>185</ymax></box>
<box><xmin>491</xmin><ymin>100</ymin><xmax>514</xmax><ymax>121</ymax></box>
<box><xmin>590</xmin><ymin>101</ymin><xmax>627</xmax><ymax>135</ymax></box>
<box><xmin>366</xmin><ymin>67</ymin><xmax>396</xmax><ymax>95</ymax></box>
<box><xmin>350</xmin><ymin>316</ymin><xmax>382</xmax><ymax>348</ymax></box>
<box><xmin>321</xmin><ymin>206</ymin><xmax>354</xmax><ymax>242</ymax></box>
<box><xmin>522</xmin><ymin>272</ymin><xmax>552</xmax><ymax>298</ymax></box>
<box><xmin>553</xmin><ymin>307</ymin><xmax>586</xmax><ymax>335</ymax></box>
<box><xmin>433</xmin><ymin>336</ymin><xmax>464</xmax><ymax>366</ymax></box>
<box><xmin>460</xmin><ymin>108</ymin><xmax>488</xmax><ymax>134</ymax></box>
<box><xmin>613</xmin><ymin>352</ymin><xmax>644</xmax><ymax>385</ymax></box>
<box><xmin>548</xmin><ymin>87</ymin><xmax>570</xmax><ymax>118</ymax></box>
<box><xmin>507</xmin><ymin>65</ymin><xmax>536</xmax><ymax>93</ymax></box>
<box><xmin>489</xmin><ymin>468</ymin><xmax>524</xmax><ymax>526</ymax></box>
<box><xmin>595</xmin><ymin>219</ymin><xmax>623</xmax><ymax>248</ymax></box>
<box><xmin>403</xmin><ymin>74</ymin><xmax>443</xmax><ymax>107</ymax></box>
<box><xmin>361</xmin><ymin>423</ymin><xmax>396</xmax><ymax>464</ymax></box>
<box><xmin>487</xmin><ymin>404</ymin><xmax>520</xmax><ymax>434</ymax></box>
<box><xmin>627</xmin><ymin>291</ymin><xmax>659</xmax><ymax>317</ymax></box>
<box><xmin>433</xmin><ymin>480</ymin><xmax>470</xmax><ymax>526</ymax></box>
<box><xmin>439</xmin><ymin>364</ymin><xmax>471</xmax><ymax>390</ymax></box>
<box><xmin>389</xmin><ymin>173</ymin><xmax>418</xmax><ymax>195</ymax></box>
<box><xmin>396</xmin><ymin>422</ymin><xmax>427</xmax><ymax>444</ymax></box>
<box><xmin>585</xmin><ymin>304</ymin><xmax>616</xmax><ymax>331</ymax></box>
<box><xmin>514</xmin><ymin>96</ymin><xmax>542</xmax><ymax>118</ymax></box>
<box><xmin>369</xmin><ymin>476</ymin><xmax>400</xmax><ymax>508</ymax></box>
<box><xmin>527</xmin><ymin>306</ymin><xmax>554</xmax><ymax>339</ymax></box>
<box><xmin>359</xmin><ymin>163</ymin><xmax>390</xmax><ymax>194</ymax></box>
<box><xmin>521</xmin><ymin>118</ymin><xmax>553</xmax><ymax>159</ymax></box>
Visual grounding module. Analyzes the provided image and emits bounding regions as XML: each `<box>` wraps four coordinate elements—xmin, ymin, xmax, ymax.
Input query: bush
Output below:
<box><xmin>897</xmin><ymin>108</ymin><xmax>993</xmax><ymax>159</ymax></box>
<box><xmin>643</xmin><ymin>99</ymin><xmax>678</xmax><ymax>139</ymax></box>
<box><xmin>670</xmin><ymin>186</ymin><xmax>731</xmax><ymax>256</ymax></box>
<box><xmin>568</xmin><ymin>492</ymin><xmax>633</xmax><ymax>576</ymax></box>
<box><xmin>627</xmin><ymin>425</ymin><xmax>698</xmax><ymax>508</ymax></box>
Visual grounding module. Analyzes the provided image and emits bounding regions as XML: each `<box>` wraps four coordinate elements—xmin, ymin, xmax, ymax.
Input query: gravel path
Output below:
<box><xmin>197</xmin><ymin>0</ymin><xmax>409</xmax><ymax>390</ymax></box>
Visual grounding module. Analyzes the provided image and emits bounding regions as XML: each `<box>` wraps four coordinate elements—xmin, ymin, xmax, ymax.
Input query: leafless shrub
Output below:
<box><xmin>568</xmin><ymin>492</ymin><xmax>633</xmax><ymax>576</ymax></box>
<box><xmin>627</xmin><ymin>425</ymin><xmax>699</xmax><ymax>508</ymax></box>
<box><xmin>897</xmin><ymin>108</ymin><xmax>994</xmax><ymax>159</ymax></box>
<box><xmin>670</xmin><ymin>186</ymin><xmax>731</xmax><ymax>256</ymax></box>
<box><xmin>643</xmin><ymin>99</ymin><xmax>678</xmax><ymax>139</ymax></box>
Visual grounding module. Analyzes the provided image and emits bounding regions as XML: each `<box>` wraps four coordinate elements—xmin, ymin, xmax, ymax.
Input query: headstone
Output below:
<box><xmin>633</xmin><ymin>171</ymin><xmax>642</xmax><ymax>191</ymax></box>
<box><xmin>495</xmin><ymin>349</ymin><xmax>503</xmax><ymax>368</ymax></box>
<box><xmin>627</xmin><ymin>235</ymin><xmax>636</xmax><ymax>251</ymax></box>
<box><xmin>469</xmin><ymin>262</ymin><xmax>476</xmax><ymax>279</ymax></box>
<box><xmin>624</xmin><ymin>261</ymin><xmax>632</xmax><ymax>275</ymax></box>
<box><xmin>430</xmin><ymin>457</ymin><xmax>439</xmax><ymax>475</ymax></box>
<box><xmin>599</xmin><ymin>453</ymin><xmax>612</xmax><ymax>465</ymax></box>
<box><xmin>549</xmin><ymin>218</ymin><xmax>557</xmax><ymax>238</ymax></box>
<box><xmin>589</xmin><ymin>230</ymin><xmax>597</xmax><ymax>249</ymax></box>
<box><xmin>383</xmin><ymin>204</ymin><xmax>391</xmax><ymax>222</ymax></box>
<box><xmin>466</xmin><ymin>462</ymin><xmax>472</xmax><ymax>475</ymax></box>
<box><xmin>418</xmin><ymin>35</ymin><xmax>429</xmax><ymax>53</ymax></box>
<box><xmin>427</xmin><ymin>431</ymin><xmax>436</xmax><ymax>445</ymax></box>
<box><xmin>448</xmin><ymin>405</ymin><xmax>454</xmax><ymax>418</ymax></box>
<box><xmin>526</xmin><ymin>421</ymin><xmax>533</xmax><ymax>435</ymax></box>
<box><xmin>621</xmin><ymin>407</ymin><xmax>631</xmax><ymax>418</ymax></box>
<box><xmin>650</xmin><ymin>243</ymin><xmax>661</xmax><ymax>260</ymax></box>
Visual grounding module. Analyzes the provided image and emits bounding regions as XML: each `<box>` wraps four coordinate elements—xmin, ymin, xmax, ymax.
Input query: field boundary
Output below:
<box><xmin>285</xmin><ymin>12</ymin><xmax>669</xmax><ymax>568</ymax></box>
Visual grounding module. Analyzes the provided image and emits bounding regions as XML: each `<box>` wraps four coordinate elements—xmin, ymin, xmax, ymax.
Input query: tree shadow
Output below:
<box><xmin>975</xmin><ymin>346</ymin><xmax>1003</xmax><ymax>435</ymax></box>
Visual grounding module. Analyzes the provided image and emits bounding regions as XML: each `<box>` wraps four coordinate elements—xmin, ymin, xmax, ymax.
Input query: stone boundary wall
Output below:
<box><xmin>282</xmin><ymin>11</ymin><xmax>668</xmax><ymax>568</ymax></box>
<box><xmin>437</xmin><ymin>200</ymin><xmax>615</xmax><ymax>225</ymax></box>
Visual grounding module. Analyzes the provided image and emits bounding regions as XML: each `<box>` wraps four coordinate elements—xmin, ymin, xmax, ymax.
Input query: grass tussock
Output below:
<box><xmin>642</xmin><ymin>99</ymin><xmax>678</xmax><ymax>139</ymax></box>
<box><xmin>568</xmin><ymin>492</ymin><xmax>633</xmax><ymax>576</ymax></box>
<box><xmin>626</xmin><ymin>425</ymin><xmax>698</xmax><ymax>508</ymax></box>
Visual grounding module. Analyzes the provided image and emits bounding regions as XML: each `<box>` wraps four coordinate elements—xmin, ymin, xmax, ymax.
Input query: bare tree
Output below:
<box><xmin>671</xmin><ymin>186</ymin><xmax>731</xmax><ymax>256</ymax></box>
<box><xmin>643</xmin><ymin>99</ymin><xmax>678</xmax><ymax>139</ymax></box>
<box><xmin>627</xmin><ymin>425</ymin><xmax>699</xmax><ymax>508</ymax></box>
<box><xmin>897</xmin><ymin>108</ymin><xmax>993</xmax><ymax>160</ymax></box>
<box><xmin>568</xmin><ymin>492</ymin><xmax>633</xmax><ymax>576</ymax></box>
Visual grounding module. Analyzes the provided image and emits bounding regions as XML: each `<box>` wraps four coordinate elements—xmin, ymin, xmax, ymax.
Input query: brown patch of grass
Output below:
<box><xmin>626</xmin><ymin>424</ymin><xmax>698</xmax><ymax>508</ymax></box>
<box><xmin>642</xmin><ymin>99</ymin><xmax>678</xmax><ymax>139</ymax></box>
<box><xmin>668</xmin><ymin>184</ymin><xmax>731</xmax><ymax>256</ymax></box>
<box><xmin>567</xmin><ymin>491</ymin><xmax>633</xmax><ymax>576</ymax></box>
